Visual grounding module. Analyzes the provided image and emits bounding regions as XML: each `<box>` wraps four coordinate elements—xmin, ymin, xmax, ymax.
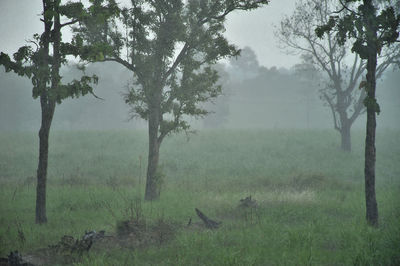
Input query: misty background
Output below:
<box><xmin>0</xmin><ymin>0</ymin><xmax>399</xmax><ymax>132</ymax></box>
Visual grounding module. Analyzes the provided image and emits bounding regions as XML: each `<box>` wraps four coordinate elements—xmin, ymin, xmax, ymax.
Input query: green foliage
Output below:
<box><xmin>0</xmin><ymin>1</ymin><xmax>104</xmax><ymax>104</ymax></box>
<box><xmin>68</xmin><ymin>0</ymin><xmax>120</xmax><ymax>61</ymax></box>
<box><xmin>316</xmin><ymin>1</ymin><xmax>400</xmax><ymax>47</ymax></box>
<box><xmin>316</xmin><ymin>0</ymin><xmax>400</xmax><ymax>113</ymax></box>
<box><xmin>74</xmin><ymin>0</ymin><xmax>269</xmax><ymax>139</ymax></box>
<box><xmin>363</xmin><ymin>96</ymin><xmax>381</xmax><ymax>114</ymax></box>
<box><xmin>314</xmin><ymin>16</ymin><xmax>336</xmax><ymax>38</ymax></box>
<box><xmin>59</xmin><ymin>2</ymin><xmax>85</xmax><ymax>19</ymax></box>
<box><xmin>316</xmin><ymin>1</ymin><xmax>400</xmax><ymax>56</ymax></box>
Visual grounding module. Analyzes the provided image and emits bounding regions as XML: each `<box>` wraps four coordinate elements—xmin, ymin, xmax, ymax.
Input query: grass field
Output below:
<box><xmin>0</xmin><ymin>129</ymin><xmax>399</xmax><ymax>265</ymax></box>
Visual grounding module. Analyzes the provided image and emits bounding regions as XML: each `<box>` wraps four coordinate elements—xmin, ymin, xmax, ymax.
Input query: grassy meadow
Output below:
<box><xmin>0</xmin><ymin>129</ymin><xmax>399</xmax><ymax>265</ymax></box>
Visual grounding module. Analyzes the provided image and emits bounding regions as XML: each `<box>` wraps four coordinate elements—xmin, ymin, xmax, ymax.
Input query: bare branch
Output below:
<box><xmin>90</xmin><ymin>91</ymin><xmax>105</xmax><ymax>101</ymax></box>
<box><xmin>27</xmin><ymin>40</ymin><xmax>39</xmax><ymax>51</ymax></box>
<box><xmin>346</xmin><ymin>54</ymin><xmax>365</xmax><ymax>94</ymax></box>
<box><xmin>335</xmin><ymin>0</ymin><xmax>359</xmax><ymax>15</ymax></box>
<box><xmin>323</xmin><ymin>92</ymin><xmax>340</xmax><ymax>131</ymax></box>
<box><xmin>349</xmin><ymin>89</ymin><xmax>366</xmax><ymax>124</ymax></box>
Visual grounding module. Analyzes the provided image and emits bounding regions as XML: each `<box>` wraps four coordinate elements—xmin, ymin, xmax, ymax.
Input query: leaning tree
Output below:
<box><xmin>277</xmin><ymin>0</ymin><xmax>399</xmax><ymax>152</ymax></box>
<box><xmin>73</xmin><ymin>0</ymin><xmax>270</xmax><ymax>200</ymax></box>
<box><xmin>0</xmin><ymin>0</ymin><xmax>107</xmax><ymax>224</ymax></box>
<box><xmin>317</xmin><ymin>0</ymin><xmax>400</xmax><ymax>226</ymax></box>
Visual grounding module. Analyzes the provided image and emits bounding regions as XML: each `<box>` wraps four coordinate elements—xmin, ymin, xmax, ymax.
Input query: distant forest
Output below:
<box><xmin>1</xmin><ymin>47</ymin><xmax>399</xmax><ymax>131</ymax></box>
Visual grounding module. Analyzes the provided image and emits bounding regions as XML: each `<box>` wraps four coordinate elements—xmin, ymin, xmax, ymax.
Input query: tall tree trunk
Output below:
<box><xmin>364</xmin><ymin>0</ymin><xmax>378</xmax><ymax>227</ymax></box>
<box><xmin>145</xmin><ymin>105</ymin><xmax>161</xmax><ymax>201</ymax></box>
<box><xmin>364</xmin><ymin>100</ymin><xmax>378</xmax><ymax>227</ymax></box>
<box><xmin>364</xmin><ymin>56</ymin><xmax>378</xmax><ymax>226</ymax></box>
<box><xmin>36</xmin><ymin>101</ymin><xmax>55</xmax><ymax>224</ymax></box>
<box><xmin>340</xmin><ymin>123</ymin><xmax>351</xmax><ymax>152</ymax></box>
<box><xmin>35</xmin><ymin>0</ymin><xmax>53</xmax><ymax>224</ymax></box>
<box><xmin>36</xmin><ymin>1</ymin><xmax>60</xmax><ymax>223</ymax></box>
<box><xmin>335</xmin><ymin>79</ymin><xmax>353</xmax><ymax>152</ymax></box>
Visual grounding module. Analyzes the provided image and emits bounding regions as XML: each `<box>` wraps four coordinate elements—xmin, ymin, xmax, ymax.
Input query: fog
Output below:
<box><xmin>1</xmin><ymin>1</ymin><xmax>399</xmax><ymax>263</ymax></box>
<box><xmin>0</xmin><ymin>0</ymin><xmax>298</xmax><ymax>68</ymax></box>
<box><xmin>1</xmin><ymin>48</ymin><xmax>399</xmax><ymax>132</ymax></box>
<box><xmin>0</xmin><ymin>0</ymin><xmax>399</xmax><ymax>132</ymax></box>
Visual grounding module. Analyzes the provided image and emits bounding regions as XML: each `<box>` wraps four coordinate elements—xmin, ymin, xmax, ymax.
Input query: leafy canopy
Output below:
<box><xmin>316</xmin><ymin>0</ymin><xmax>400</xmax><ymax>113</ymax></box>
<box><xmin>0</xmin><ymin>0</ymin><xmax>115</xmax><ymax>103</ymax></box>
<box><xmin>316</xmin><ymin>0</ymin><xmax>400</xmax><ymax>59</ymax></box>
<box><xmin>72</xmin><ymin>0</ymin><xmax>269</xmax><ymax>138</ymax></box>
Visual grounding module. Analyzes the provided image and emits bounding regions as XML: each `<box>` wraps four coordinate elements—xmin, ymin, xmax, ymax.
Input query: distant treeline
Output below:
<box><xmin>1</xmin><ymin>47</ymin><xmax>399</xmax><ymax>131</ymax></box>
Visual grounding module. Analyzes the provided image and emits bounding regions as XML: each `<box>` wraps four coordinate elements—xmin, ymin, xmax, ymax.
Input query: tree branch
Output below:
<box><xmin>346</xmin><ymin>54</ymin><xmax>365</xmax><ymax>94</ymax></box>
<box><xmin>164</xmin><ymin>42</ymin><xmax>190</xmax><ymax>81</ymax></box>
<box><xmin>323</xmin><ymin>92</ymin><xmax>340</xmax><ymax>131</ymax></box>
<box><xmin>60</xmin><ymin>19</ymin><xmax>79</xmax><ymax>28</ymax></box>
<box><xmin>157</xmin><ymin>105</ymin><xmax>182</xmax><ymax>145</ymax></box>
<box><xmin>102</xmin><ymin>55</ymin><xmax>144</xmax><ymax>82</ymax></box>
<box><xmin>335</xmin><ymin>0</ymin><xmax>359</xmax><ymax>15</ymax></box>
<box><xmin>349</xmin><ymin>89</ymin><xmax>366</xmax><ymax>124</ymax></box>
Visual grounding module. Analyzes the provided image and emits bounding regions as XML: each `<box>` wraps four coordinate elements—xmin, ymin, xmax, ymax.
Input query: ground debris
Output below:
<box><xmin>239</xmin><ymin>195</ymin><xmax>257</xmax><ymax>208</ymax></box>
<box><xmin>116</xmin><ymin>217</ymin><xmax>177</xmax><ymax>248</ymax></box>
<box><xmin>195</xmin><ymin>208</ymin><xmax>221</xmax><ymax>229</ymax></box>
<box><xmin>0</xmin><ymin>250</ymin><xmax>35</xmax><ymax>266</ymax></box>
<box><xmin>116</xmin><ymin>219</ymin><xmax>146</xmax><ymax>239</ymax></box>
<box><xmin>48</xmin><ymin>230</ymin><xmax>105</xmax><ymax>256</ymax></box>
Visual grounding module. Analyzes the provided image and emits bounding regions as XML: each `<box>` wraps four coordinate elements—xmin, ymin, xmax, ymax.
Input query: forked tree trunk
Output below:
<box><xmin>145</xmin><ymin>105</ymin><xmax>161</xmax><ymax>201</ymax></box>
<box><xmin>36</xmin><ymin>101</ymin><xmax>55</xmax><ymax>224</ymax></box>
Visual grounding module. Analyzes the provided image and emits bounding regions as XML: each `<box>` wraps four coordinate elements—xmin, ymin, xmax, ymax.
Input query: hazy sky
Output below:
<box><xmin>0</xmin><ymin>0</ymin><xmax>299</xmax><ymax>68</ymax></box>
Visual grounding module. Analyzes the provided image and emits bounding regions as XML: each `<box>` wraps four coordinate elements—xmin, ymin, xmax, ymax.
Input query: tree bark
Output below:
<box><xmin>365</xmin><ymin>103</ymin><xmax>378</xmax><ymax>227</ymax></box>
<box><xmin>35</xmin><ymin>101</ymin><xmax>55</xmax><ymax>224</ymax></box>
<box><xmin>144</xmin><ymin>104</ymin><xmax>161</xmax><ymax>201</ymax></box>
<box><xmin>364</xmin><ymin>59</ymin><xmax>378</xmax><ymax>226</ymax></box>
<box><xmin>364</xmin><ymin>0</ymin><xmax>378</xmax><ymax>227</ymax></box>
<box><xmin>340</xmin><ymin>123</ymin><xmax>351</xmax><ymax>152</ymax></box>
<box><xmin>36</xmin><ymin>0</ymin><xmax>60</xmax><ymax>224</ymax></box>
<box><xmin>35</xmin><ymin>0</ymin><xmax>52</xmax><ymax>224</ymax></box>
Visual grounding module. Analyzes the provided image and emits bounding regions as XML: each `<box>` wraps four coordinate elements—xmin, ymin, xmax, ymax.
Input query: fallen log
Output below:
<box><xmin>195</xmin><ymin>208</ymin><xmax>221</xmax><ymax>229</ymax></box>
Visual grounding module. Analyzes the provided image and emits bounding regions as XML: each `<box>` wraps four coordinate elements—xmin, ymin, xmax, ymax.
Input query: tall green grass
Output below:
<box><xmin>0</xmin><ymin>129</ymin><xmax>399</xmax><ymax>265</ymax></box>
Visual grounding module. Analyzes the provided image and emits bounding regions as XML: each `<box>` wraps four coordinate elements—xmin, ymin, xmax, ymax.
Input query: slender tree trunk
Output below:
<box><xmin>340</xmin><ymin>123</ymin><xmax>351</xmax><ymax>152</ymax></box>
<box><xmin>36</xmin><ymin>101</ymin><xmax>55</xmax><ymax>224</ymax></box>
<box><xmin>36</xmin><ymin>1</ymin><xmax>60</xmax><ymax>223</ymax></box>
<box><xmin>145</xmin><ymin>105</ymin><xmax>161</xmax><ymax>201</ymax></box>
<box><xmin>35</xmin><ymin>0</ymin><xmax>53</xmax><ymax>224</ymax></box>
<box><xmin>364</xmin><ymin>58</ymin><xmax>378</xmax><ymax>226</ymax></box>
<box><xmin>335</xmin><ymin>79</ymin><xmax>353</xmax><ymax>152</ymax></box>
<box><xmin>364</xmin><ymin>0</ymin><xmax>378</xmax><ymax>227</ymax></box>
<box><xmin>365</xmin><ymin>101</ymin><xmax>378</xmax><ymax>227</ymax></box>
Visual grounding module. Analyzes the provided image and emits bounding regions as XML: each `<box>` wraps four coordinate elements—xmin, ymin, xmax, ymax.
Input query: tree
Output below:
<box><xmin>277</xmin><ymin>0</ymin><xmax>399</xmax><ymax>151</ymax></box>
<box><xmin>317</xmin><ymin>0</ymin><xmax>400</xmax><ymax>226</ymax></box>
<box><xmin>293</xmin><ymin>55</ymin><xmax>322</xmax><ymax>129</ymax></box>
<box><xmin>0</xmin><ymin>0</ymin><xmax>101</xmax><ymax>224</ymax></box>
<box><xmin>229</xmin><ymin>46</ymin><xmax>261</xmax><ymax>80</ymax></box>
<box><xmin>203</xmin><ymin>63</ymin><xmax>231</xmax><ymax>128</ymax></box>
<box><xmin>74</xmin><ymin>0</ymin><xmax>270</xmax><ymax>201</ymax></box>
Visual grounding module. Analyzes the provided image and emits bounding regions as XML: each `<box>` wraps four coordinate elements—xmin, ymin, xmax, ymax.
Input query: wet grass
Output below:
<box><xmin>0</xmin><ymin>129</ymin><xmax>399</xmax><ymax>265</ymax></box>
